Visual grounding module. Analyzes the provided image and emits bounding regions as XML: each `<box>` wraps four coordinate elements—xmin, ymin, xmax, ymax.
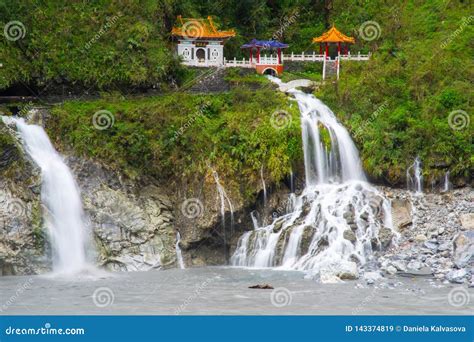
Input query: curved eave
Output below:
<box><xmin>171</xmin><ymin>28</ymin><xmax>236</xmax><ymax>39</ymax></box>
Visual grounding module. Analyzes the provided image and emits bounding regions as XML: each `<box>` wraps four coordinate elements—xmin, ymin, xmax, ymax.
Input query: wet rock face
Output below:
<box><xmin>0</xmin><ymin>123</ymin><xmax>47</xmax><ymax>275</ymax></box>
<box><xmin>69</xmin><ymin>158</ymin><xmax>177</xmax><ymax>272</ymax></box>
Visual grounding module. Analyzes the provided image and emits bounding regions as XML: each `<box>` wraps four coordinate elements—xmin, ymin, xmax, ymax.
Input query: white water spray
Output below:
<box><xmin>407</xmin><ymin>157</ymin><xmax>423</xmax><ymax>193</ymax></box>
<box><xmin>442</xmin><ymin>171</ymin><xmax>451</xmax><ymax>192</ymax></box>
<box><xmin>2</xmin><ymin>116</ymin><xmax>91</xmax><ymax>274</ymax></box>
<box><xmin>260</xmin><ymin>166</ymin><xmax>267</xmax><ymax>208</ymax></box>
<box><xmin>211</xmin><ymin>169</ymin><xmax>235</xmax><ymax>242</ymax></box>
<box><xmin>231</xmin><ymin>78</ymin><xmax>394</xmax><ymax>277</ymax></box>
<box><xmin>175</xmin><ymin>232</ymin><xmax>185</xmax><ymax>269</ymax></box>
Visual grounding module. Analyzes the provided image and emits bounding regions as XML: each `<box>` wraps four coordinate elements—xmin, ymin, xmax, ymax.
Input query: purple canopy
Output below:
<box><xmin>241</xmin><ymin>39</ymin><xmax>289</xmax><ymax>49</ymax></box>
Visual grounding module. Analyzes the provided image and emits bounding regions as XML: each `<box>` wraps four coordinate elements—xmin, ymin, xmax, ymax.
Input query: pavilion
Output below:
<box><xmin>171</xmin><ymin>16</ymin><xmax>235</xmax><ymax>67</ymax></box>
<box><xmin>312</xmin><ymin>25</ymin><xmax>355</xmax><ymax>58</ymax></box>
<box><xmin>240</xmin><ymin>39</ymin><xmax>289</xmax><ymax>76</ymax></box>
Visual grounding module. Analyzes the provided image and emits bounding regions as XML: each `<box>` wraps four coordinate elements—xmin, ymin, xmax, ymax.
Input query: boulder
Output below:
<box><xmin>391</xmin><ymin>199</ymin><xmax>412</xmax><ymax>231</ymax></box>
<box><xmin>446</xmin><ymin>269</ymin><xmax>468</xmax><ymax>284</ymax></box>
<box><xmin>460</xmin><ymin>213</ymin><xmax>474</xmax><ymax>230</ymax></box>
<box><xmin>336</xmin><ymin>261</ymin><xmax>359</xmax><ymax>280</ymax></box>
<box><xmin>453</xmin><ymin>232</ymin><xmax>474</xmax><ymax>268</ymax></box>
<box><xmin>363</xmin><ymin>271</ymin><xmax>382</xmax><ymax>285</ymax></box>
<box><xmin>343</xmin><ymin>229</ymin><xmax>356</xmax><ymax>243</ymax></box>
<box><xmin>378</xmin><ymin>227</ymin><xmax>394</xmax><ymax>248</ymax></box>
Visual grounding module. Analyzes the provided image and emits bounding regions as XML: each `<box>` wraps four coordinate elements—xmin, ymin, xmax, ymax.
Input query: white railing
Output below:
<box><xmin>257</xmin><ymin>55</ymin><xmax>280</xmax><ymax>65</ymax></box>
<box><xmin>283</xmin><ymin>51</ymin><xmax>370</xmax><ymax>62</ymax></box>
<box><xmin>224</xmin><ymin>57</ymin><xmax>254</xmax><ymax>68</ymax></box>
<box><xmin>339</xmin><ymin>52</ymin><xmax>371</xmax><ymax>61</ymax></box>
<box><xmin>182</xmin><ymin>60</ymin><xmax>223</xmax><ymax>67</ymax></box>
<box><xmin>283</xmin><ymin>52</ymin><xmax>326</xmax><ymax>62</ymax></box>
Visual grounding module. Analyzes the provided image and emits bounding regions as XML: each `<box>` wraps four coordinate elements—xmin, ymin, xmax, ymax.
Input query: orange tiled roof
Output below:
<box><xmin>171</xmin><ymin>16</ymin><xmax>236</xmax><ymax>39</ymax></box>
<box><xmin>313</xmin><ymin>25</ymin><xmax>355</xmax><ymax>44</ymax></box>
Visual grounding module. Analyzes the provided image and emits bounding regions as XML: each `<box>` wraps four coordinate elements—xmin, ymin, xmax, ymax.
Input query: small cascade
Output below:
<box><xmin>407</xmin><ymin>157</ymin><xmax>423</xmax><ymax>194</ymax></box>
<box><xmin>175</xmin><ymin>232</ymin><xmax>185</xmax><ymax>269</ymax></box>
<box><xmin>2</xmin><ymin>116</ymin><xmax>92</xmax><ymax>274</ymax></box>
<box><xmin>250</xmin><ymin>210</ymin><xmax>259</xmax><ymax>229</ymax></box>
<box><xmin>260</xmin><ymin>166</ymin><xmax>267</xmax><ymax>208</ymax></box>
<box><xmin>442</xmin><ymin>171</ymin><xmax>451</xmax><ymax>192</ymax></box>
<box><xmin>290</xmin><ymin>169</ymin><xmax>295</xmax><ymax>193</ymax></box>
<box><xmin>231</xmin><ymin>78</ymin><xmax>394</xmax><ymax>279</ymax></box>
<box><xmin>211</xmin><ymin>170</ymin><xmax>235</xmax><ymax>244</ymax></box>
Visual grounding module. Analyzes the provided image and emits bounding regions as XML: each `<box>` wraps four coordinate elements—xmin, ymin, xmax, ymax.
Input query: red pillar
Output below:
<box><xmin>319</xmin><ymin>44</ymin><xmax>322</xmax><ymax>55</ymax></box>
<box><xmin>344</xmin><ymin>44</ymin><xmax>348</xmax><ymax>55</ymax></box>
<box><xmin>250</xmin><ymin>48</ymin><xmax>252</xmax><ymax>63</ymax></box>
<box><xmin>325</xmin><ymin>43</ymin><xmax>329</xmax><ymax>57</ymax></box>
<box><xmin>337</xmin><ymin>42</ymin><xmax>341</xmax><ymax>55</ymax></box>
<box><xmin>257</xmin><ymin>47</ymin><xmax>260</xmax><ymax>63</ymax></box>
<box><xmin>277</xmin><ymin>48</ymin><xmax>281</xmax><ymax>64</ymax></box>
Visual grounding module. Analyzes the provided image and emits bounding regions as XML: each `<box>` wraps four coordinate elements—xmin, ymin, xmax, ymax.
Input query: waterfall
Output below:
<box><xmin>250</xmin><ymin>210</ymin><xmax>259</xmax><ymax>229</ymax></box>
<box><xmin>260</xmin><ymin>166</ymin><xmax>267</xmax><ymax>208</ymax></box>
<box><xmin>2</xmin><ymin>116</ymin><xmax>91</xmax><ymax>274</ymax></box>
<box><xmin>211</xmin><ymin>170</ymin><xmax>234</xmax><ymax>244</ymax></box>
<box><xmin>175</xmin><ymin>232</ymin><xmax>185</xmax><ymax>269</ymax></box>
<box><xmin>290</xmin><ymin>169</ymin><xmax>295</xmax><ymax>193</ymax></box>
<box><xmin>231</xmin><ymin>79</ymin><xmax>394</xmax><ymax>278</ymax></box>
<box><xmin>407</xmin><ymin>157</ymin><xmax>423</xmax><ymax>193</ymax></box>
<box><xmin>442</xmin><ymin>171</ymin><xmax>451</xmax><ymax>192</ymax></box>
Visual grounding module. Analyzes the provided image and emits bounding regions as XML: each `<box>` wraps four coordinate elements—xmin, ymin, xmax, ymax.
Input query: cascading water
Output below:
<box><xmin>175</xmin><ymin>232</ymin><xmax>185</xmax><ymax>269</ymax></box>
<box><xmin>231</xmin><ymin>79</ymin><xmax>394</xmax><ymax>279</ymax></box>
<box><xmin>211</xmin><ymin>169</ymin><xmax>234</xmax><ymax>246</ymax></box>
<box><xmin>407</xmin><ymin>157</ymin><xmax>423</xmax><ymax>193</ymax></box>
<box><xmin>260</xmin><ymin>166</ymin><xmax>267</xmax><ymax>208</ymax></box>
<box><xmin>442</xmin><ymin>171</ymin><xmax>451</xmax><ymax>192</ymax></box>
<box><xmin>2</xmin><ymin>116</ymin><xmax>91</xmax><ymax>274</ymax></box>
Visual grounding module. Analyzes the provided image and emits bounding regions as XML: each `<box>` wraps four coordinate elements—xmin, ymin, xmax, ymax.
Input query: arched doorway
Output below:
<box><xmin>263</xmin><ymin>68</ymin><xmax>277</xmax><ymax>76</ymax></box>
<box><xmin>196</xmin><ymin>48</ymin><xmax>205</xmax><ymax>62</ymax></box>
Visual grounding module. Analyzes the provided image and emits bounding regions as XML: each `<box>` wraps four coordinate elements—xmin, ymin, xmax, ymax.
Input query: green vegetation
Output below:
<box><xmin>316</xmin><ymin>0</ymin><xmax>473</xmax><ymax>184</ymax></box>
<box><xmin>49</xmin><ymin>84</ymin><xmax>301</xmax><ymax>198</ymax></box>
<box><xmin>1</xmin><ymin>0</ymin><xmax>472</xmax><ymax>186</ymax></box>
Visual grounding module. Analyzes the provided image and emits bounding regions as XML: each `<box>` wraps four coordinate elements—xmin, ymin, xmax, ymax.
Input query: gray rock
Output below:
<box><xmin>343</xmin><ymin>229</ymin><xmax>357</xmax><ymax>243</ymax></box>
<box><xmin>446</xmin><ymin>269</ymin><xmax>468</xmax><ymax>284</ymax></box>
